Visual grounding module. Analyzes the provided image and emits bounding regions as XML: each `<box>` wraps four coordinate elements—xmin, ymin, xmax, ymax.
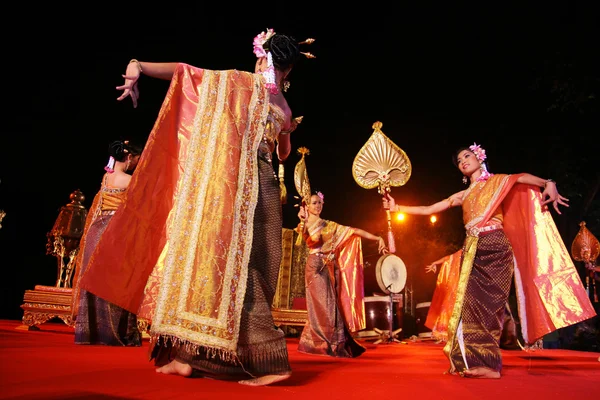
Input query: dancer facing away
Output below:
<box><xmin>383</xmin><ymin>142</ymin><xmax>595</xmax><ymax>378</ymax></box>
<box><xmin>296</xmin><ymin>191</ymin><xmax>387</xmax><ymax>357</ymax></box>
<box><xmin>72</xmin><ymin>139</ymin><xmax>143</xmax><ymax>346</ymax></box>
<box><xmin>79</xmin><ymin>28</ymin><xmax>315</xmax><ymax>386</ymax></box>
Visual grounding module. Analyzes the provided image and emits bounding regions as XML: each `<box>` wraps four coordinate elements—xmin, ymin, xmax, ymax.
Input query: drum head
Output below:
<box><xmin>375</xmin><ymin>254</ymin><xmax>407</xmax><ymax>294</ymax></box>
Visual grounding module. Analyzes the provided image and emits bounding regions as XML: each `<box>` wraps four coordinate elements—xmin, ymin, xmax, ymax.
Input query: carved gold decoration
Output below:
<box><xmin>352</xmin><ymin>121</ymin><xmax>412</xmax><ymax>192</ymax></box>
<box><xmin>20</xmin><ymin>285</ymin><xmax>75</xmax><ymax>329</ymax></box>
<box><xmin>571</xmin><ymin>221</ymin><xmax>600</xmax><ymax>303</ymax></box>
<box><xmin>352</xmin><ymin>121</ymin><xmax>412</xmax><ymax>254</ymax></box>
<box><xmin>571</xmin><ymin>221</ymin><xmax>600</xmax><ymax>264</ymax></box>
<box><xmin>137</xmin><ymin>317</ymin><xmax>151</xmax><ymax>339</ymax></box>
<box><xmin>46</xmin><ymin>189</ymin><xmax>88</xmax><ymax>288</ymax></box>
<box><xmin>271</xmin><ymin>308</ymin><xmax>308</xmax><ymax>327</ymax></box>
<box><xmin>0</xmin><ymin>209</ymin><xmax>5</xmax><ymax>229</ymax></box>
<box><xmin>273</xmin><ymin>228</ymin><xmax>296</xmax><ymax>309</ymax></box>
<box><xmin>271</xmin><ymin>228</ymin><xmax>308</xmax><ymax>330</ymax></box>
<box><xmin>294</xmin><ymin>147</ymin><xmax>312</xmax><ymax>206</ymax></box>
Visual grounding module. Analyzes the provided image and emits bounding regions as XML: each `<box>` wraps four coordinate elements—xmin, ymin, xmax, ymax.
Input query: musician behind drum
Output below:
<box><xmin>295</xmin><ymin>191</ymin><xmax>388</xmax><ymax>357</ymax></box>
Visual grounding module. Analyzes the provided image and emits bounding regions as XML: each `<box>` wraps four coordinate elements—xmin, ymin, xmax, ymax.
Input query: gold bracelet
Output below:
<box><xmin>129</xmin><ymin>59</ymin><xmax>143</xmax><ymax>73</ymax></box>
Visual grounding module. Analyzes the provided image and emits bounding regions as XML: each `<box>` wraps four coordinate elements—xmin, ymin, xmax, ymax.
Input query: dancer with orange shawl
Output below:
<box><xmin>79</xmin><ymin>29</ymin><xmax>315</xmax><ymax>386</ymax></box>
<box><xmin>424</xmin><ymin>250</ymin><xmax>462</xmax><ymax>342</ymax></box>
<box><xmin>383</xmin><ymin>143</ymin><xmax>595</xmax><ymax>378</ymax></box>
<box><xmin>296</xmin><ymin>191</ymin><xmax>387</xmax><ymax>357</ymax></box>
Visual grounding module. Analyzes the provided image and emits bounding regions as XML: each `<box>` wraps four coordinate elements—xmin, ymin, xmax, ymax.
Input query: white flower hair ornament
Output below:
<box><xmin>253</xmin><ymin>28</ymin><xmax>278</xmax><ymax>94</ymax></box>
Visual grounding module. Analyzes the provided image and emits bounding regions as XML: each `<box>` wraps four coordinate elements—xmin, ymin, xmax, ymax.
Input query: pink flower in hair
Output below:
<box><xmin>469</xmin><ymin>142</ymin><xmax>487</xmax><ymax>162</ymax></box>
<box><xmin>253</xmin><ymin>28</ymin><xmax>275</xmax><ymax>58</ymax></box>
<box><xmin>316</xmin><ymin>191</ymin><xmax>325</xmax><ymax>202</ymax></box>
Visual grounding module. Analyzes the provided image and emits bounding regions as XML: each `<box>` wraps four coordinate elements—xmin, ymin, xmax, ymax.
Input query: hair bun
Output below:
<box><xmin>108</xmin><ymin>140</ymin><xmax>127</xmax><ymax>161</ymax></box>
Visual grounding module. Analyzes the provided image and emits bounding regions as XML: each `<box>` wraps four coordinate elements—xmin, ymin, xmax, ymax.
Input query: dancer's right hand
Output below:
<box><xmin>425</xmin><ymin>264</ymin><xmax>437</xmax><ymax>274</ymax></box>
<box><xmin>382</xmin><ymin>193</ymin><xmax>397</xmax><ymax>212</ymax></box>
<box><xmin>298</xmin><ymin>205</ymin><xmax>307</xmax><ymax>221</ymax></box>
<box><xmin>116</xmin><ymin>61</ymin><xmax>142</xmax><ymax>108</ymax></box>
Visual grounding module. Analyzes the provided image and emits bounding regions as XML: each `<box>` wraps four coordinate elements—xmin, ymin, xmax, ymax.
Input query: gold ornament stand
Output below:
<box><xmin>18</xmin><ymin>285</ymin><xmax>151</xmax><ymax>338</ymax></box>
<box><xmin>271</xmin><ymin>228</ymin><xmax>308</xmax><ymax>330</ymax></box>
<box><xmin>19</xmin><ymin>285</ymin><xmax>75</xmax><ymax>330</ymax></box>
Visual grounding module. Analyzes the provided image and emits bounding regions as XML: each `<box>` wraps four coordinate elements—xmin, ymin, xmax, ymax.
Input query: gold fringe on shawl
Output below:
<box><xmin>80</xmin><ymin>65</ymin><xmax>270</xmax><ymax>359</ymax></box>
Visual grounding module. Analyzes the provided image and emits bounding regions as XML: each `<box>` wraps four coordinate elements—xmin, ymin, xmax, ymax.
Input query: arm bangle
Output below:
<box><xmin>129</xmin><ymin>59</ymin><xmax>143</xmax><ymax>74</ymax></box>
<box><xmin>543</xmin><ymin>179</ymin><xmax>555</xmax><ymax>188</ymax></box>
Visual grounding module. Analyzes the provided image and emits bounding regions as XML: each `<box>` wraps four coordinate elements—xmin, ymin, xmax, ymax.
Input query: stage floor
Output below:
<box><xmin>1</xmin><ymin>319</ymin><xmax>599</xmax><ymax>399</ymax></box>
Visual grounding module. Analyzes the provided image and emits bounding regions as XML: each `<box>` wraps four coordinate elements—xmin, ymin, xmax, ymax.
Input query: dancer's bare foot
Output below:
<box><xmin>463</xmin><ymin>367</ymin><xmax>501</xmax><ymax>379</ymax></box>
<box><xmin>238</xmin><ymin>373</ymin><xmax>291</xmax><ymax>386</ymax></box>
<box><xmin>155</xmin><ymin>359</ymin><xmax>193</xmax><ymax>377</ymax></box>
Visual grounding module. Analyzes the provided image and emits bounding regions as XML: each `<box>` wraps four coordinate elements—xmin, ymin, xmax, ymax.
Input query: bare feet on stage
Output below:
<box><xmin>462</xmin><ymin>367</ymin><xmax>501</xmax><ymax>379</ymax></box>
<box><xmin>238</xmin><ymin>373</ymin><xmax>291</xmax><ymax>386</ymax></box>
<box><xmin>155</xmin><ymin>359</ymin><xmax>193</xmax><ymax>377</ymax></box>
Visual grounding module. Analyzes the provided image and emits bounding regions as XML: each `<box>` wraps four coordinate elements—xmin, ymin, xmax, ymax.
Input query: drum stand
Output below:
<box><xmin>372</xmin><ymin>284</ymin><xmax>404</xmax><ymax>345</ymax></box>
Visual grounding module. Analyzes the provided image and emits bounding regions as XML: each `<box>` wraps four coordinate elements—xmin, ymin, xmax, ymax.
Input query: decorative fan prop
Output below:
<box><xmin>352</xmin><ymin>121</ymin><xmax>412</xmax><ymax>254</ymax></box>
<box><xmin>352</xmin><ymin>122</ymin><xmax>411</xmax><ymax>345</ymax></box>
<box><xmin>293</xmin><ymin>147</ymin><xmax>312</xmax><ymax>246</ymax></box>
<box><xmin>294</xmin><ymin>147</ymin><xmax>312</xmax><ymax>206</ymax></box>
<box><xmin>571</xmin><ymin>221</ymin><xmax>600</xmax><ymax>302</ymax></box>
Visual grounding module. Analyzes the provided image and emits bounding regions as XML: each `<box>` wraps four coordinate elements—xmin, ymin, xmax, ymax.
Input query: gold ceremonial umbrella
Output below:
<box><xmin>352</xmin><ymin>121</ymin><xmax>412</xmax><ymax>253</ymax></box>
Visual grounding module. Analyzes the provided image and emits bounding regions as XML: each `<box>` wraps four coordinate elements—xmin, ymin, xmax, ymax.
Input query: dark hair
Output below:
<box><xmin>452</xmin><ymin>147</ymin><xmax>470</xmax><ymax>167</ymax></box>
<box><xmin>264</xmin><ymin>33</ymin><xmax>300</xmax><ymax>71</ymax></box>
<box><xmin>453</xmin><ymin>146</ymin><xmax>490</xmax><ymax>170</ymax></box>
<box><xmin>108</xmin><ymin>140</ymin><xmax>144</xmax><ymax>162</ymax></box>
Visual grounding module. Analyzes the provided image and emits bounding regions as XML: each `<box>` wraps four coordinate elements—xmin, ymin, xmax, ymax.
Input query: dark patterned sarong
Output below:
<box><xmin>74</xmin><ymin>214</ymin><xmax>142</xmax><ymax>346</ymax></box>
<box><xmin>449</xmin><ymin>229</ymin><xmax>514</xmax><ymax>372</ymax></box>
<box><xmin>298</xmin><ymin>253</ymin><xmax>365</xmax><ymax>357</ymax></box>
<box><xmin>154</xmin><ymin>156</ymin><xmax>291</xmax><ymax>379</ymax></box>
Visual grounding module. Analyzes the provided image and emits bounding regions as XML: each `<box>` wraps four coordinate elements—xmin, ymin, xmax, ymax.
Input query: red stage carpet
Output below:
<box><xmin>1</xmin><ymin>319</ymin><xmax>598</xmax><ymax>399</ymax></box>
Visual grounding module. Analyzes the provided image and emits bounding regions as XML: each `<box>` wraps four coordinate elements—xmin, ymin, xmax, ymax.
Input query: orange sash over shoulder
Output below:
<box><xmin>425</xmin><ymin>250</ymin><xmax>462</xmax><ymax>339</ymax></box>
<box><xmin>445</xmin><ymin>174</ymin><xmax>595</xmax><ymax>355</ymax></box>
<box><xmin>304</xmin><ymin>219</ymin><xmax>366</xmax><ymax>332</ymax></box>
<box><xmin>80</xmin><ymin>64</ymin><xmax>270</xmax><ymax>356</ymax></box>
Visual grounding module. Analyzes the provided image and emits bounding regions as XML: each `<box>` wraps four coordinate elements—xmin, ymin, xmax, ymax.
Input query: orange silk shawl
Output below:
<box><xmin>79</xmin><ymin>64</ymin><xmax>270</xmax><ymax>356</ymax></box>
<box><xmin>425</xmin><ymin>249</ymin><xmax>462</xmax><ymax>339</ymax></box>
<box><xmin>444</xmin><ymin>174</ymin><xmax>595</xmax><ymax>360</ymax></box>
<box><xmin>304</xmin><ymin>219</ymin><xmax>366</xmax><ymax>333</ymax></box>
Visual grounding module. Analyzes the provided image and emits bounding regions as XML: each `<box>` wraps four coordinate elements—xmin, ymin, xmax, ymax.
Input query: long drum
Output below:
<box><xmin>357</xmin><ymin>295</ymin><xmax>403</xmax><ymax>337</ymax></box>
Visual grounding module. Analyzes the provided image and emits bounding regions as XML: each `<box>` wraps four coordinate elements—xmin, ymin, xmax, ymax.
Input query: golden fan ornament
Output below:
<box><xmin>352</xmin><ymin>122</ymin><xmax>412</xmax><ymax>254</ymax></box>
<box><xmin>294</xmin><ymin>147</ymin><xmax>312</xmax><ymax>207</ymax></box>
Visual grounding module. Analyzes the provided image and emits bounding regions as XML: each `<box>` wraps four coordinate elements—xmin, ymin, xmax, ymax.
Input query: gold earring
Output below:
<box><xmin>283</xmin><ymin>80</ymin><xmax>290</xmax><ymax>92</ymax></box>
<box><xmin>462</xmin><ymin>176</ymin><xmax>468</xmax><ymax>185</ymax></box>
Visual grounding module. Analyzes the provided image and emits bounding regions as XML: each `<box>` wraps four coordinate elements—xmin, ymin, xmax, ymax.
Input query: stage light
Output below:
<box><xmin>396</xmin><ymin>213</ymin><xmax>406</xmax><ymax>222</ymax></box>
<box><xmin>430</xmin><ymin>215</ymin><xmax>437</xmax><ymax>224</ymax></box>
